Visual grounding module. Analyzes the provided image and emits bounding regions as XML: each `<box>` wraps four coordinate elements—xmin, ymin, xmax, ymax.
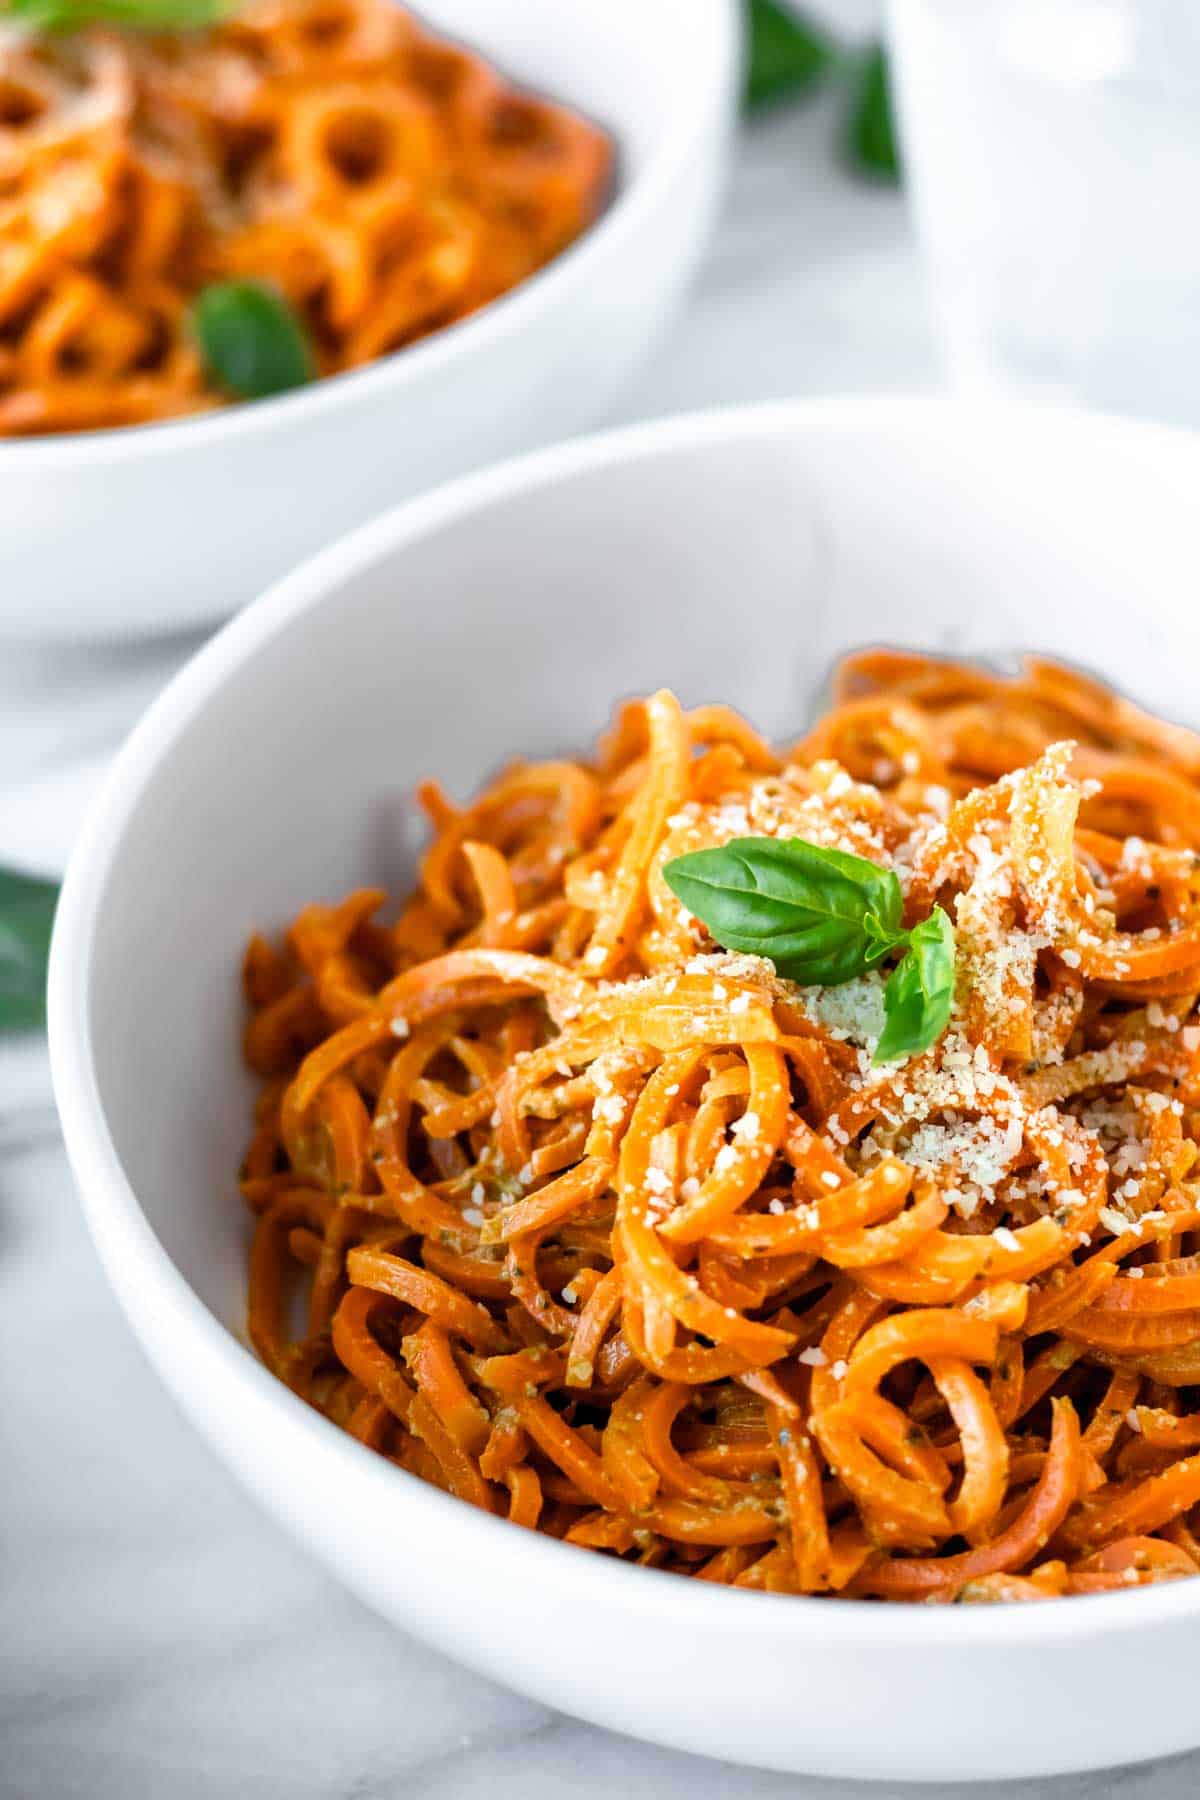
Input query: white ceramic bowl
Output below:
<box><xmin>0</xmin><ymin>0</ymin><xmax>737</xmax><ymax>644</ymax></box>
<box><xmin>49</xmin><ymin>397</ymin><xmax>1200</xmax><ymax>1782</ymax></box>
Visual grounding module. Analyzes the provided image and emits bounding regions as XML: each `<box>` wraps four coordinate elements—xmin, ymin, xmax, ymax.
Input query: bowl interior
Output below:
<box><xmin>80</xmin><ymin>401</ymin><xmax>1200</xmax><ymax>1345</ymax></box>
<box><xmin>425</xmin><ymin>0</ymin><xmax>706</xmax><ymax>172</ymax></box>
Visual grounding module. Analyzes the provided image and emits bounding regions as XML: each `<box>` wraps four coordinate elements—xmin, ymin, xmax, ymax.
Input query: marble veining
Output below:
<box><xmin>4</xmin><ymin>96</ymin><xmax>1200</xmax><ymax>1798</ymax></box>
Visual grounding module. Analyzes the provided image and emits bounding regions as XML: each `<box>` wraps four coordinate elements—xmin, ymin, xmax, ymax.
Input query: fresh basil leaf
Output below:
<box><xmin>863</xmin><ymin>907</ymin><xmax>909</xmax><ymax>965</ymax></box>
<box><xmin>663</xmin><ymin>836</ymin><xmax>904</xmax><ymax>986</ymax></box>
<box><xmin>0</xmin><ymin>867</ymin><xmax>59</xmax><ymax>1033</ymax></box>
<box><xmin>874</xmin><ymin>905</ymin><xmax>954</xmax><ymax>1064</ymax></box>
<box><xmin>7</xmin><ymin>0</ymin><xmax>222</xmax><ymax>30</ymax></box>
<box><xmin>844</xmin><ymin>43</ymin><xmax>900</xmax><ymax>182</ymax></box>
<box><xmin>191</xmin><ymin>280</ymin><xmax>314</xmax><ymax>401</ymax></box>
<box><xmin>745</xmin><ymin>0</ymin><xmax>836</xmax><ymax>112</ymax></box>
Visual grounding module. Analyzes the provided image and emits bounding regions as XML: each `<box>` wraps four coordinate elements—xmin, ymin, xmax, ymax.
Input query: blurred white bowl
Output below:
<box><xmin>49</xmin><ymin>397</ymin><xmax>1200</xmax><ymax>1781</ymax></box>
<box><xmin>0</xmin><ymin>0</ymin><xmax>738</xmax><ymax>643</ymax></box>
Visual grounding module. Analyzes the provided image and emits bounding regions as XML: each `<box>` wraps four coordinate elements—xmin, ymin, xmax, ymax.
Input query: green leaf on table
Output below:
<box><xmin>663</xmin><ymin>835</ymin><xmax>905</xmax><ymax>987</ymax></box>
<box><xmin>873</xmin><ymin>906</ymin><xmax>955</xmax><ymax>1065</ymax></box>
<box><xmin>844</xmin><ymin>43</ymin><xmax>901</xmax><ymax>181</ymax></box>
<box><xmin>0</xmin><ymin>867</ymin><xmax>59</xmax><ymax>1033</ymax></box>
<box><xmin>744</xmin><ymin>0</ymin><xmax>837</xmax><ymax>112</ymax></box>
<box><xmin>5</xmin><ymin>0</ymin><xmax>223</xmax><ymax>31</ymax></box>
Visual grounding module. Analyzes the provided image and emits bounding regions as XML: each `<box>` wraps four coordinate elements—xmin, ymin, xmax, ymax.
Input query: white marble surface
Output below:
<box><xmin>6</xmin><ymin>94</ymin><xmax>1200</xmax><ymax>1800</ymax></box>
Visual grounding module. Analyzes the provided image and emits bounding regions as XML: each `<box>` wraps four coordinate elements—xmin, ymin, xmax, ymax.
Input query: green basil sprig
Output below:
<box><xmin>745</xmin><ymin>0</ymin><xmax>835</xmax><ymax>111</ymax></box>
<box><xmin>6</xmin><ymin>0</ymin><xmax>222</xmax><ymax>31</ymax></box>
<box><xmin>663</xmin><ymin>835</ymin><xmax>954</xmax><ymax>1063</ymax></box>
<box><xmin>190</xmin><ymin>280</ymin><xmax>314</xmax><ymax>402</ymax></box>
<box><xmin>0</xmin><ymin>866</ymin><xmax>59</xmax><ymax>1034</ymax></box>
<box><xmin>844</xmin><ymin>44</ymin><xmax>900</xmax><ymax>182</ymax></box>
<box><xmin>874</xmin><ymin>904</ymin><xmax>954</xmax><ymax>1063</ymax></box>
<box><xmin>663</xmin><ymin>837</ymin><xmax>905</xmax><ymax>985</ymax></box>
<box><xmin>742</xmin><ymin>1</ymin><xmax>901</xmax><ymax>184</ymax></box>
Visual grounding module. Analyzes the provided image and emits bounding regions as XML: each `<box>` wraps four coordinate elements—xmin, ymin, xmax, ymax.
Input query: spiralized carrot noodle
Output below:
<box><xmin>0</xmin><ymin>0</ymin><xmax>611</xmax><ymax>436</ymax></box>
<box><xmin>241</xmin><ymin>651</ymin><xmax>1200</xmax><ymax>1600</ymax></box>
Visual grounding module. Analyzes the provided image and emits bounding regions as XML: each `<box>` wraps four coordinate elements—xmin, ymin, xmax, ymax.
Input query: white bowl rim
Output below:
<box><xmin>0</xmin><ymin>0</ymin><xmax>738</xmax><ymax>472</ymax></box>
<box><xmin>48</xmin><ymin>391</ymin><xmax>1200</xmax><ymax>1647</ymax></box>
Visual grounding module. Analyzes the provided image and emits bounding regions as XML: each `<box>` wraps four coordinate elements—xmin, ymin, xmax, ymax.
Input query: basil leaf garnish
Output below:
<box><xmin>8</xmin><ymin>0</ymin><xmax>222</xmax><ymax>30</ymax></box>
<box><xmin>873</xmin><ymin>906</ymin><xmax>955</xmax><ymax>1065</ymax></box>
<box><xmin>663</xmin><ymin>836</ymin><xmax>904</xmax><ymax>986</ymax></box>
<box><xmin>662</xmin><ymin>836</ymin><xmax>955</xmax><ymax>1063</ymax></box>
<box><xmin>0</xmin><ymin>867</ymin><xmax>59</xmax><ymax>1034</ymax></box>
<box><xmin>863</xmin><ymin>907</ymin><xmax>909</xmax><ymax>965</ymax></box>
<box><xmin>191</xmin><ymin>280</ymin><xmax>314</xmax><ymax>401</ymax></box>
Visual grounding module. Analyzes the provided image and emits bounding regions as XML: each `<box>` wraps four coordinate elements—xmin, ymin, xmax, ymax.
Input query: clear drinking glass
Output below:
<box><xmin>887</xmin><ymin>0</ymin><xmax>1200</xmax><ymax>423</ymax></box>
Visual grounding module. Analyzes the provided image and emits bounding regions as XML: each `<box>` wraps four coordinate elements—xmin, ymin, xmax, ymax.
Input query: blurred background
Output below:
<box><xmin>9</xmin><ymin>0</ymin><xmax>1200</xmax><ymax>876</ymax></box>
<box><xmin>0</xmin><ymin>0</ymin><xmax>925</xmax><ymax>878</ymax></box>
